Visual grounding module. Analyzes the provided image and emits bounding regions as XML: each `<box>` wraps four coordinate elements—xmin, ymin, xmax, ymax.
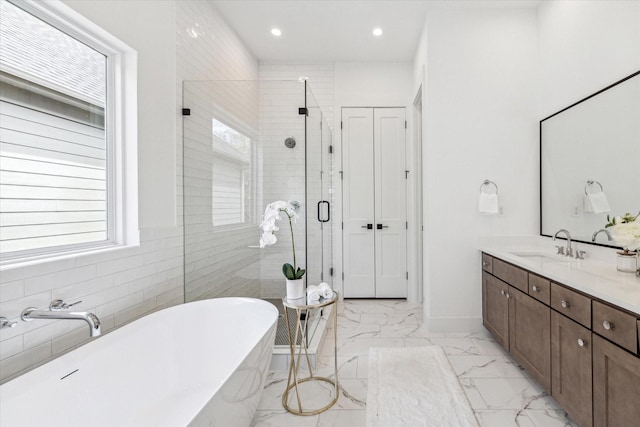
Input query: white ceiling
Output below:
<box><xmin>212</xmin><ymin>0</ymin><xmax>541</xmax><ymax>62</ymax></box>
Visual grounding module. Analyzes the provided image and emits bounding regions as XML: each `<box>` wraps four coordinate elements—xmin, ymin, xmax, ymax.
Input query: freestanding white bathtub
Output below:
<box><xmin>0</xmin><ymin>298</ymin><xmax>278</xmax><ymax>427</ymax></box>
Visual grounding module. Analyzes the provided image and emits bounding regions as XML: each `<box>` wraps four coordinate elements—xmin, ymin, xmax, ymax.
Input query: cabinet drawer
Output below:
<box><xmin>528</xmin><ymin>273</ymin><xmax>550</xmax><ymax>305</ymax></box>
<box><xmin>592</xmin><ymin>301</ymin><xmax>638</xmax><ymax>354</ymax></box>
<box><xmin>551</xmin><ymin>283</ymin><xmax>591</xmax><ymax>328</ymax></box>
<box><xmin>492</xmin><ymin>258</ymin><xmax>528</xmax><ymax>293</ymax></box>
<box><xmin>482</xmin><ymin>253</ymin><xmax>493</xmax><ymax>273</ymax></box>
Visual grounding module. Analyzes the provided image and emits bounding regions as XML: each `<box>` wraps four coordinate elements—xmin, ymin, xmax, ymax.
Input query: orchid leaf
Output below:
<box><xmin>282</xmin><ymin>263</ymin><xmax>295</xmax><ymax>280</ymax></box>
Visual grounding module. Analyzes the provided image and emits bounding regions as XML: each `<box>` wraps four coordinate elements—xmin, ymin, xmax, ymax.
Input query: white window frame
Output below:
<box><xmin>0</xmin><ymin>0</ymin><xmax>138</xmax><ymax>266</ymax></box>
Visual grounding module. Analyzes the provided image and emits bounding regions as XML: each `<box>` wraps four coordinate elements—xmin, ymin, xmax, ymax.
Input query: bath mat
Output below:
<box><xmin>367</xmin><ymin>346</ymin><xmax>479</xmax><ymax>427</ymax></box>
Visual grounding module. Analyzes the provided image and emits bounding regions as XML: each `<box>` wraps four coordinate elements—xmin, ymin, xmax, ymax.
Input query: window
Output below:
<box><xmin>211</xmin><ymin>118</ymin><xmax>253</xmax><ymax>228</ymax></box>
<box><xmin>0</xmin><ymin>0</ymin><xmax>138</xmax><ymax>263</ymax></box>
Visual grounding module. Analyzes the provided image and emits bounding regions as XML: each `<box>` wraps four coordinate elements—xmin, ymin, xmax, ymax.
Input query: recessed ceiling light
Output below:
<box><xmin>271</xmin><ymin>28</ymin><xmax>282</xmax><ymax>37</ymax></box>
<box><xmin>372</xmin><ymin>28</ymin><xmax>383</xmax><ymax>37</ymax></box>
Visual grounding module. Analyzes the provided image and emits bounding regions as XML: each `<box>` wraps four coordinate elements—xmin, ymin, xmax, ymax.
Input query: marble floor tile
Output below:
<box><xmin>251</xmin><ymin>410</ymin><xmax>319</xmax><ymax>427</ymax></box>
<box><xmin>473</xmin><ymin>409</ymin><xmax>535</xmax><ymax>427</ymax></box>
<box><xmin>523</xmin><ymin>409</ymin><xmax>578</xmax><ymax>427</ymax></box>
<box><xmin>252</xmin><ymin>298</ymin><xmax>571</xmax><ymax>427</ymax></box>
<box><xmin>336</xmin><ymin>337</ymin><xmax>405</xmax><ymax>356</ymax></box>
<box><xmin>472</xmin><ymin>378</ymin><xmax>557</xmax><ymax>410</ymax></box>
<box><xmin>425</xmin><ymin>337</ymin><xmax>481</xmax><ymax>355</ymax></box>
<box><xmin>448</xmin><ymin>355</ymin><xmax>527</xmax><ymax>378</ymax></box>
<box><xmin>458</xmin><ymin>378</ymin><xmax>488</xmax><ymax>410</ymax></box>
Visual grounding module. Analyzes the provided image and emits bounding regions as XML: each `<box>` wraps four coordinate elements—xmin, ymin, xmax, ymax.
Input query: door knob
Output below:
<box><xmin>361</xmin><ymin>224</ymin><xmax>373</xmax><ymax>230</ymax></box>
<box><xmin>376</xmin><ymin>224</ymin><xmax>389</xmax><ymax>230</ymax></box>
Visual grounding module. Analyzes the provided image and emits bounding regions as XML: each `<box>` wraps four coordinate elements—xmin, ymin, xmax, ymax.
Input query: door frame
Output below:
<box><xmin>339</xmin><ymin>106</ymin><xmax>409</xmax><ymax>299</ymax></box>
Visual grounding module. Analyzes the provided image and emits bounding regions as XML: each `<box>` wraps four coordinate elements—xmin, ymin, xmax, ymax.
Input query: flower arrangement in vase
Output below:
<box><xmin>259</xmin><ymin>201</ymin><xmax>306</xmax><ymax>298</ymax></box>
<box><xmin>605</xmin><ymin>212</ymin><xmax>640</xmax><ymax>274</ymax></box>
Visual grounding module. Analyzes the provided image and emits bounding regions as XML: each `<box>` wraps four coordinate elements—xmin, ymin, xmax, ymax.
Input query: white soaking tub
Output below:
<box><xmin>0</xmin><ymin>298</ymin><xmax>278</xmax><ymax>427</ymax></box>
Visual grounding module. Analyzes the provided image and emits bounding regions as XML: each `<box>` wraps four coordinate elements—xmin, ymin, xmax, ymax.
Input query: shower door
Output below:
<box><xmin>182</xmin><ymin>80</ymin><xmax>333</xmax><ymax>308</ymax></box>
<box><xmin>305</xmin><ymin>84</ymin><xmax>333</xmax><ymax>289</ymax></box>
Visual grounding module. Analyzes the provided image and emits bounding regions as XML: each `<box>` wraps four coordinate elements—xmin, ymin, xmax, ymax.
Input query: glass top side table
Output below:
<box><xmin>281</xmin><ymin>291</ymin><xmax>339</xmax><ymax>415</ymax></box>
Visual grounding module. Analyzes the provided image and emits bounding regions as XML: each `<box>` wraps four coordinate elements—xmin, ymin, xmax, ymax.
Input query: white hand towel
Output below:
<box><xmin>478</xmin><ymin>193</ymin><xmax>499</xmax><ymax>214</ymax></box>
<box><xmin>587</xmin><ymin>192</ymin><xmax>610</xmax><ymax>213</ymax></box>
<box><xmin>318</xmin><ymin>282</ymin><xmax>333</xmax><ymax>298</ymax></box>
<box><xmin>307</xmin><ymin>285</ymin><xmax>321</xmax><ymax>301</ymax></box>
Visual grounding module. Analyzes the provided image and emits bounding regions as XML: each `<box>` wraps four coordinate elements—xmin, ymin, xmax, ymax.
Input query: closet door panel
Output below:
<box><xmin>342</xmin><ymin>108</ymin><xmax>375</xmax><ymax>297</ymax></box>
<box><xmin>374</xmin><ymin>108</ymin><xmax>407</xmax><ymax>298</ymax></box>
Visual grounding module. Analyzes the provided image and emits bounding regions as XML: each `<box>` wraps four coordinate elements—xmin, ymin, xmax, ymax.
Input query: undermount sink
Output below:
<box><xmin>509</xmin><ymin>252</ymin><xmax>574</xmax><ymax>263</ymax></box>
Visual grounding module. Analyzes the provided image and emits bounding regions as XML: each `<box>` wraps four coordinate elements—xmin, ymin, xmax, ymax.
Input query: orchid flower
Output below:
<box><xmin>258</xmin><ymin>201</ymin><xmax>305</xmax><ymax>280</ymax></box>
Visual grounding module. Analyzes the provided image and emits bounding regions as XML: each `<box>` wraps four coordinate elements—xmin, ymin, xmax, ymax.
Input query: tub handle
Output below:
<box><xmin>50</xmin><ymin>299</ymin><xmax>83</xmax><ymax>311</ymax></box>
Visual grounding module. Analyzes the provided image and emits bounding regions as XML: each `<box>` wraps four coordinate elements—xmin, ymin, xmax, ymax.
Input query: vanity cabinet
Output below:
<box><xmin>551</xmin><ymin>311</ymin><xmax>593</xmax><ymax>427</ymax></box>
<box><xmin>482</xmin><ymin>272</ymin><xmax>509</xmax><ymax>350</ymax></box>
<box><xmin>593</xmin><ymin>335</ymin><xmax>640</xmax><ymax>427</ymax></box>
<box><xmin>509</xmin><ymin>287</ymin><xmax>551</xmax><ymax>392</ymax></box>
<box><xmin>481</xmin><ymin>266</ymin><xmax>551</xmax><ymax>391</ymax></box>
<box><xmin>481</xmin><ymin>252</ymin><xmax>640</xmax><ymax>427</ymax></box>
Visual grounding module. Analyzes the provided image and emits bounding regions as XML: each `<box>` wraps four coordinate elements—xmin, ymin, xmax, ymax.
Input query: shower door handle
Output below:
<box><xmin>317</xmin><ymin>201</ymin><xmax>330</xmax><ymax>223</ymax></box>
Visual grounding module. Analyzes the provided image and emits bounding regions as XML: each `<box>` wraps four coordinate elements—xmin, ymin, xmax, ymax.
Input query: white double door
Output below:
<box><xmin>342</xmin><ymin>107</ymin><xmax>407</xmax><ymax>298</ymax></box>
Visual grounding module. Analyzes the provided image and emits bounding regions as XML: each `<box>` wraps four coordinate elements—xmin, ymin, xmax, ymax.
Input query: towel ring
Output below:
<box><xmin>584</xmin><ymin>180</ymin><xmax>603</xmax><ymax>195</ymax></box>
<box><xmin>480</xmin><ymin>179</ymin><xmax>498</xmax><ymax>194</ymax></box>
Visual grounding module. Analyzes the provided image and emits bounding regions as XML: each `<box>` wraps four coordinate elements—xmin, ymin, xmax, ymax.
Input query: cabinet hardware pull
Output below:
<box><xmin>532</xmin><ymin>285</ymin><xmax>539</xmax><ymax>292</ymax></box>
<box><xmin>561</xmin><ymin>300</ymin><xmax>570</xmax><ymax>308</ymax></box>
<box><xmin>501</xmin><ymin>289</ymin><xmax>505</xmax><ymax>296</ymax></box>
<box><xmin>603</xmin><ymin>320</ymin><xmax>614</xmax><ymax>330</ymax></box>
<box><xmin>482</xmin><ymin>261</ymin><xmax>489</xmax><ymax>267</ymax></box>
<box><xmin>578</xmin><ymin>338</ymin><xmax>586</xmax><ymax>347</ymax></box>
<box><xmin>505</xmin><ymin>293</ymin><xmax>511</xmax><ymax>299</ymax></box>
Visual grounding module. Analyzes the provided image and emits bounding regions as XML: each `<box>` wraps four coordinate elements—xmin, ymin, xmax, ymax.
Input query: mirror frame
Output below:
<box><xmin>539</xmin><ymin>69</ymin><xmax>640</xmax><ymax>249</ymax></box>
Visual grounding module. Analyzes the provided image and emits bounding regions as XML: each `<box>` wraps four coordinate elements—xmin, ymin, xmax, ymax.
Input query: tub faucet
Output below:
<box><xmin>553</xmin><ymin>229</ymin><xmax>573</xmax><ymax>257</ymax></box>
<box><xmin>592</xmin><ymin>228</ymin><xmax>613</xmax><ymax>242</ymax></box>
<box><xmin>21</xmin><ymin>300</ymin><xmax>101</xmax><ymax>337</ymax></box>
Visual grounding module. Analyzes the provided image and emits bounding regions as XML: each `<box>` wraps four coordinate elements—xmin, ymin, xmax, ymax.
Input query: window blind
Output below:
<box><xmin>0</xmin><ymin>100</ymin><xmax>107</xmax><ymax>254</ymax></box>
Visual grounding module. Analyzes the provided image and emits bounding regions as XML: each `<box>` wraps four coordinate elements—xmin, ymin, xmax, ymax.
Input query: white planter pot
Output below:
<box><xmin>286</xmin><ymin>278</ymin><xmax>305</xmax><ymax>300</ymax></box>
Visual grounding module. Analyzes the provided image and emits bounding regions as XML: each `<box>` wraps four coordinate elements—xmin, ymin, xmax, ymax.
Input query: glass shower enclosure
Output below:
<box><xmin>182</xmin><ymin>79</ymin><xmax>333</xmax><ymax>345</ymax></box>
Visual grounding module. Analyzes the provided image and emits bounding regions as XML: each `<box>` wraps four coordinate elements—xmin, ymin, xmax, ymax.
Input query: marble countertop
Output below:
<box><xmin>481</xmin><ymin>243</ymin><xmax>640</xmax><ymax>316</ymax></box>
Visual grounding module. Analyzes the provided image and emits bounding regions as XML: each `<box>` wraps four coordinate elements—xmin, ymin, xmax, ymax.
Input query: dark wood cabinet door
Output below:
<box><xmin>482</xmin><ymin>271</ymin><xmax>509</xmax><ymax>351</ymax></box>
<box><xmin>593</xmin><ymin>334</ymin><xmax>640</xmax><ymax>427</ymax></box>
<box><xmin>551</xmin><ymin>311</ymin><xmax>593</xmax><ymax>427</ymax></box>
<box><xmin>509</xmin><ymin>288</ymin><xmax>551</xmax><ymax>392</ymax></box>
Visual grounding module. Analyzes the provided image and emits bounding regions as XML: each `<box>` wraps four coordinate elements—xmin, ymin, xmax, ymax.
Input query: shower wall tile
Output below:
<box><xmin>177</xmin><ymin>2</ymin><xmax>261</xmax><ymax>302</ymax></box>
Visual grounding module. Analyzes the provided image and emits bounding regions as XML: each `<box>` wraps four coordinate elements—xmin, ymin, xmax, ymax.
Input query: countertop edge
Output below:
<box><xmin>481</xmin><ymin>246</ymin><xmax>640</xmax><ymax>316</ymax></box>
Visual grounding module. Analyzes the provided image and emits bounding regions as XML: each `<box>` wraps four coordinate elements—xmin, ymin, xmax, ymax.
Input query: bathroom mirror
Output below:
<box><xmin>540</xmin><ymin>70</ymin><xmax>640</xmax><ymax>248</ymax></box>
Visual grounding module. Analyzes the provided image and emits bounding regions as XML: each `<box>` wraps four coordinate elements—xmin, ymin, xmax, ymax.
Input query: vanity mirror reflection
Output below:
<box><xmin>540</xmin><ymin>70</ymin><xmax>640</xmax><ymax>248</ymax></box>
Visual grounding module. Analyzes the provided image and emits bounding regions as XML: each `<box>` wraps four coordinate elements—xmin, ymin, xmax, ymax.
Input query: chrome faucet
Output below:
<box><xmin>592</xmin><ymin>228</ymin><xmax>613</xmax><ymax>242</ymax></box>
<box><xmin>553</xmin><ymin>229</ymin><xmax>573</xmax><ymax>257</ymax></box>
<box><xmin>21</xmin><ymin>300</ymin><xmax>101</xmax><ymax>337</ymax></box>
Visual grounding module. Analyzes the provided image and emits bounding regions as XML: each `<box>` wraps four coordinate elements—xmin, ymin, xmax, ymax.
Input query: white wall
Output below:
<box><xmin>415</xmin><ymin>8</ymin><xmax>539</xmax><ymax>331</ymax></box>
<box><xmin>334</xmin><ymin>62</ymin><xmax>413</xmax><ymax>107</ymax></box>
<box><xmin>414</xmin><ymin>1</ymin><xmax>640</xmax><ymax>332</ymax></box>
<box><xmin>65</xmin><ymin>0</ymin><xmax>177</xmax><ymax>229</ymax></box>
<box><xmin>332</xmin><ymin>61</ymin><xmax>415</xmax><ymax>299</ymax></box>
<box><xmin>538</xmin><ymin>0</ymin><xmax>640</xmax><ymax>117</ymax></box>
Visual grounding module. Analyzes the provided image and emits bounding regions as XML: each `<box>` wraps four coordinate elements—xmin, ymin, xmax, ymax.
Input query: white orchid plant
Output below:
<box><xmin>259</xmin><ymin>201</ymin><xmax>306</xmax><ymax>280</ymax></box>
<box><xmin>605</xmin><ymin>211</ymin><xmax>640</xmax><ymax>252</ymax></box>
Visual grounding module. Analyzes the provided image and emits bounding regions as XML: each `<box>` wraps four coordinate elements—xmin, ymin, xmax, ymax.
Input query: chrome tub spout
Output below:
<box><xmin>21</xmin><ymin>304</ymin><xmax>101</xmax><ymax>337</ymax></box>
